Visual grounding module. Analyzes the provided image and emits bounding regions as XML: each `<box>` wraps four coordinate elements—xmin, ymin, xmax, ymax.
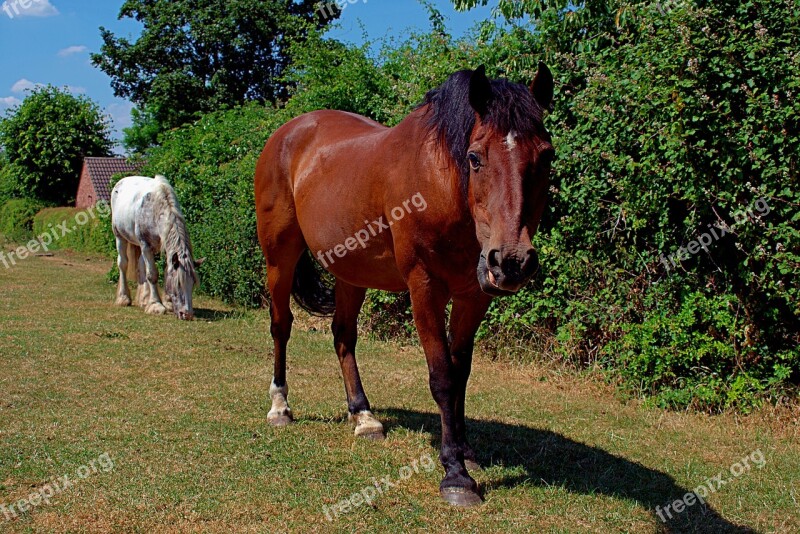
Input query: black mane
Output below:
<box><xmin>419</xmin><ymin>69</ymin><xmax>545</xmax><ymax>196</ymax></box>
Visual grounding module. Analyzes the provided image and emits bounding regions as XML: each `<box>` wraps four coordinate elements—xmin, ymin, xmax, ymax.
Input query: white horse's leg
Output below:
<box><xmin>114</xmin><ymin>236</ymin><xmax>132</xmax><ymax>307</ymax></box>
<box><xmin>163</xmin><ymin>289</ymin><xmax>174</xmax><ymax>313</ymax></box>
<box><xmin>140</xmin><ymin>246</ymin><xmax>166</xmax><ymax>315</ymax></box>
<box><xmin>135</xmin><ymin>247</ymin><xmax>150</xmax><ymax>307</ymax></box>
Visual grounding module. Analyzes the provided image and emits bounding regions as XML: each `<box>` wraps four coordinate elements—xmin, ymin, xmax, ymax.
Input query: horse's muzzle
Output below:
<box><xmin>478</xmin><ymin>247</ymin><xmax>539</xmax><ymax>295</ymax></box>
<box><xmin>178</xmin><ymin>311</ymin><xmax>195</xmax><ymax>321</ymax></box>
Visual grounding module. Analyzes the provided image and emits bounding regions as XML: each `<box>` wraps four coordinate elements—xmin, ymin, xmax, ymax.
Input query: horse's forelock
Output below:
<box><xmin>419</xmin><ymin>69</ymin><xmax>546</xmax><ymax>197</ymax></box>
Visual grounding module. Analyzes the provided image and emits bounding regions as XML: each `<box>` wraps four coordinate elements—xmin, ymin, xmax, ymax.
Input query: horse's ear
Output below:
<box><xmin>469</xmin><ymin>65</ymin><xmax>492</xmax><ymax>116</ymax></box>
<box><xmin>194</xmin><ymin>257</ymin><xmax>206</xmax><ymax>267</ymax></box>
<box><xmin>531</xmin><ymin>61</ymin><xmax>554</xmax><ymax>110</ymax></box>
<box><xmin>171</xmin><ymin>252</ymin><xmax>180</xmax><ymax>269</ymax></box>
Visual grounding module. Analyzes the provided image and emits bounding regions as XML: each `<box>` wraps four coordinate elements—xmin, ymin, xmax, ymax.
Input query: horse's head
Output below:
<box><xmin>165</xmin><ymin>253</ymin><xmax>203</xmax><ymax>320</ymax></box>
<box><xmin>465</xmin><ymin>64</ymin><xmax>555</xmax><ymax>295</ymax></box>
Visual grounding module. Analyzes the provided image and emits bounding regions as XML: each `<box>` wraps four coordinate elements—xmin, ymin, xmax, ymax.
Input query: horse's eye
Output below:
<box><xmin>468</xmin><ymin>152</ymin><xmax>482</xmax><ymax>171</ymax></box>
<box><xmin>539</xmin><ymin>146</ymin><xmax>555</xmax><ymax>166</ymax></box>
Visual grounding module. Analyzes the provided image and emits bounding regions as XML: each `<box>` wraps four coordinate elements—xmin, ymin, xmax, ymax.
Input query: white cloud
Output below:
<box><xmin>11</xmin><ymin>78</ymin><xmax>42</xmax><ymax>93</ymax></box>
<box><xmin>0</xmin><ymin>96</ymin><xmax>22</xmax><ymax>108</ymax></box>
<box><xmin>58</xmin><ymin>45</ymin><xmax>88</xmax><ymax>57</ymax></box>
<box><xmin>6</xmin><ymin>0</ymin><xmax>59</xmax><ymax>18</ymax></box>
<box><xmin>9</xmin><ymin>79</ymin><xmax>84</xmax><ymax>95</ymax></box>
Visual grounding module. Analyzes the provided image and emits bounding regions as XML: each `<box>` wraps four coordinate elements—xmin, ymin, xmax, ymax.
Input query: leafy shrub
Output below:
<box><xmin>0</xmin><ymin>199</ymin><xmax>45</xmax><ymax>242</ymax></box>
<box><xmin>469</xmin><ymin>0</ymin><xmax>800</xmax><ymax>410</ymax></box>
<box><xmin>0</xmin><ymin>86</ymin><xmax>112</xmax><ymax>205</ymax></box>
<box><xmin>139</xmin><ymin>103</ymin><xmax>289</xmax><ymax>306</ymax></box>
<box><xmin>32</xmin><ymin>207</ymin><xmax>115</xmax><ymax>256</ymax></box>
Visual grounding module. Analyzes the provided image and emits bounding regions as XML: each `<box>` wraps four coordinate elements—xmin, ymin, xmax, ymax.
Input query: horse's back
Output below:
<box><xmin>255</xmin><ymin>110</ymin><xmax>388</xmax><ymax>223</ymax></box>
<box><xmin>273</xmin><ymin>110</ymin><xmax>386</xmax><ymax>146</ymax></box>
<box><xmin>256</xmin><ymin>110</ymin><xmax>387</xmax><ymax>183</ymax></box>
<box><xmin>111</xmin><ymin>176</ymin><xmax>170</xmax><ymax>244</ymax></box>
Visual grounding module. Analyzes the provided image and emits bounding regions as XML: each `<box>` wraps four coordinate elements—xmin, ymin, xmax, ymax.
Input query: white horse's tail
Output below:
<box><xmin>126</xmin><ymin>242</ymin><xmax>140</xmax><ymax>281</ymax></box>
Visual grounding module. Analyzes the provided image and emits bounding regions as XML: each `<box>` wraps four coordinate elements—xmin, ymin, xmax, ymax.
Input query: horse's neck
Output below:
<box><xmin>394</xmin><ymin>107</ymin><xmax>467</xmax><ymax>208</ymax></box>
<box><xmin>162</xmin><ymin>214</ymin><xmax>189</xmax><ymax>255</ymax></box>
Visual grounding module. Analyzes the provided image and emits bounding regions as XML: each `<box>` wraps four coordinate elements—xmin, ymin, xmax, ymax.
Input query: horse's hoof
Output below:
<box><xmin>356</xmin><ymin>427</ymin><xmax>386</xmax><ymax>440</ymax></box>
<box><xmin>145</xmin><ymin>303</ymin><xmax>167</xmax><ymax>315</ymax></box>
<box><xmin>350</xmin><ymin>411</ymin><xmax>385</xmax><ymax>440</ymax></box>
<box><xmin>267</xmin><ymin>413</ymin><xmax>293</xmax><ymax>427</ymax></box>
<box><xmin>115</xmin><ymin>296</ymin><xmax>131</xmax><ymax>307</ymax></box>
<box><xmin>464</xmin><ymin>459</ymin><xmax>482</xmax><ymax>472</ymax></box>
<box><xmin>440</xmin><ymin>486</ymin><xmax>483</xmax><ymax>507</ymax></box>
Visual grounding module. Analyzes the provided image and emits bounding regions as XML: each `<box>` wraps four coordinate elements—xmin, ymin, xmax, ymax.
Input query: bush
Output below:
<box><xmin>31</xmin><ymin>207</ymin><xmax>115</xmax><ymax>256</ymax></box>
<box><xmin>0</xmin><ymin>86</ymin><xmax>112</xmax><ymax>205</ymax></box>
<box><xmin>472</xmin><ymin>0</ymin><xmax>800</xmax><ymax>410</ymax></box>
<box><xmin>139</xmin><ymin>103</ymin><xmax>290</xmax><ymax>306</ymax></box>
<box><xmin>0</xmin><ymin>199</ymin><xmax>45</xmax><ymax>242</ymax></box>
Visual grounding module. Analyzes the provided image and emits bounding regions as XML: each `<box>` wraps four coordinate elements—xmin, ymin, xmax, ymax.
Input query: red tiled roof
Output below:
<box><xmin>84</xmin><ymin>157</ymin><xmax>142</xmax><ymax>202</ymax></box>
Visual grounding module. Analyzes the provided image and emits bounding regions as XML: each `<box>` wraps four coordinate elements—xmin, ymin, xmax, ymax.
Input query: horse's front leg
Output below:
<box><xmin>449</xmin><ymin>292</ymin><xmax>493</xmax><ymax>472</ymax></box>
<box><xmin>114</xmin><ymin>236</ymin><xmax>132</xmax><ymax>307</ymax></box>
<box><xmin>139</xmin><ymin>246</ymin><xmax>166</xmax><ymax>315</ymax></box>
<box><xmin>407</xmin><ymin>271</ymin><xmax>482</xmax><ymax>507</ymax></box>
<box><xmin>163</xmin><ymin>291</ymin><xmax>174</xmax><ymax>313</ymax></box>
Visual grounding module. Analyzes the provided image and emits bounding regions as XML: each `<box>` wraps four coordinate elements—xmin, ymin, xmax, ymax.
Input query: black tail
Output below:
<box><xmin>291</xmin><ymin>250</ymin><xmax>336</xmax><ymax>316</ymax></box>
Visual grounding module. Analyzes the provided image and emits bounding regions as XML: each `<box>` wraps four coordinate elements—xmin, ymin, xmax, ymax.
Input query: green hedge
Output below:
<box><xmin>0</xmin><ymin>199</ymin><xmax>45</xmax><ymax>242</ymax></box>
<box><xmin>31</xmin><ymin>207</ymin><xmax>115</xmax><ymax>256</ymax></box>
<box><xmin>139</xmin><ymin>103</ymin><xmax>290</xmax><ymax>306</ymax></box>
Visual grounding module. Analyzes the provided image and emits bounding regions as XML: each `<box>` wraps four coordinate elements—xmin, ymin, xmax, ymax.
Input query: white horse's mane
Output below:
<box><xmin>151</xmin><ymin>176</ymin><xmax>197</xmax><ymax>282</ymax></box>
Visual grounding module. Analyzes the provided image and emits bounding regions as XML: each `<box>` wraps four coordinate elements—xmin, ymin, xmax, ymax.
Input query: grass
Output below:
<box><xmin>0</xmin><ymin>249</ymin><xmax>798</xmax><ymax>533</ymax></box>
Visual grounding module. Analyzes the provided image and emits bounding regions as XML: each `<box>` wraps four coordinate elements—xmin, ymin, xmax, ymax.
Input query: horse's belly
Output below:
<box><xmin>305</xmin><ymin>233</ymin><xmax>407</xmax><ymax>291</ymax></box>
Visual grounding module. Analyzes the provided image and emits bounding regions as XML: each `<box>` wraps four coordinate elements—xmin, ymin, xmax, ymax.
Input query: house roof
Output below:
<box><xmin>83</xmin><ymin>157</ymin><xmax>142</xmax><ymax>202</ymax></box>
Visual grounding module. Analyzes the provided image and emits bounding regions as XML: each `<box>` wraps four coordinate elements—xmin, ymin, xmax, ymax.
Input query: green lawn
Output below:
<box><xmin>0</xmin><ymin>250</ymin><xmax>797</xmax><ymax>533</ymax></box>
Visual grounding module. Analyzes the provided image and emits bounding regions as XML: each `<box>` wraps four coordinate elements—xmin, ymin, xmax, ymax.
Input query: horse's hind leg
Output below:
<box><xmin>264</xmin><ymin>235</ymin><xmax>306</xmax><ymax>427</ymax></box>
<box><xmin>114</xmin><ymin>236</ymin><xmax>132</xmax><ymax>306</ymax></box>
<box><xmin>332</xmin><ymin>281</ymin><xmax>384</xmax><ymax>440</ymax></box>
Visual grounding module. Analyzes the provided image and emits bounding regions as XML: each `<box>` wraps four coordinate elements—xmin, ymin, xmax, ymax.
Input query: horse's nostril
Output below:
<box><xmin>487</xmin><ymin>249</ymin><xmax>501</xmax><ymax>269</ymax></box>
<box><xmin>523</xmin><ymin>249</ymin><xmax>539</xmax><ymax>275</ymax></box>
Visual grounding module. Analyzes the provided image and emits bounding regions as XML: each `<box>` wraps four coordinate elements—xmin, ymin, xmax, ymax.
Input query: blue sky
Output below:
<box><xmin>0</xmin><ymin>0</ymin><xmax>494</xmax><ymax>147</ymax></box>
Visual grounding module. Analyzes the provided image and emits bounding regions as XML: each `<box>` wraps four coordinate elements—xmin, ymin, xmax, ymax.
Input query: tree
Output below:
<box><xmin>92</xmin><ymin>0</ymin><xmax>338</xmax><ymax>143</ymax></box>
<box><xmin>122</xmin><ymin>104</ymin><xmax>161</xmax><ymax>154</ymax></box>
<box><xmin>0</xmin><ymin>86</ymin><xmax>113</xmax><ymax>205</ymax></box>
<box><xmin>0</xmin><ymin>149</ymin><xmax>17</xmax><ymax>204</ymax></box>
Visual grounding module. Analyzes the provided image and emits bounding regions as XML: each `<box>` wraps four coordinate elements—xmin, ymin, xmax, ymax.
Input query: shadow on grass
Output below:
<box><xmin>192</xmin><ymin>308</ymin><xmax>244</xmax><ymax>322</ymax></box>
<box><xmin>381</xmin><ymin>408</ymin><xmax>757</xmax><ymax>534</ymax></box>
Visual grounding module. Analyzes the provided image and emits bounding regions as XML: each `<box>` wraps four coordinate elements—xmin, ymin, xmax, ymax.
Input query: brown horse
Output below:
<box><xmin>254</xmin><ymin>64</ymin><xmax>555</xmax><ymax>506</ymax></box>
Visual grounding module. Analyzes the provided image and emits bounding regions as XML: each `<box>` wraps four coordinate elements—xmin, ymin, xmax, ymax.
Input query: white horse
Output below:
<box><xmin>111</xmin><ymin>175</ymin><xmax>201</xmax><ymax>321</ymax></box>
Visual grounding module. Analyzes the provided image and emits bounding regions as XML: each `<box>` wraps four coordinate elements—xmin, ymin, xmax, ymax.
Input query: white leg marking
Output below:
<box><xmin>349</xmin><ymin>410</ymin><xmax>385</xmax><ymax>439</ymax></box>
<box><xmin>268</xmin><ymin>381</ymin><xmax>293</xmax><ymax>424</ymax></box>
